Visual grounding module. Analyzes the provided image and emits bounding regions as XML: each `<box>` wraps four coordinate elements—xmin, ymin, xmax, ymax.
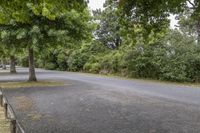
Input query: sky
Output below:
<box><xmin>88</xmin><ymin>0</ymin><xmax>178</xmax><ymax>29</ymax></box>
<box><xmin>88</xmin><ymin>0</ymin><xmax>106</xmax><ymax>10</ymax></box>
<box><xmin>170</xmin><ymin>15</ymin><xmax>178</xmax><ymax>29</ymax></box>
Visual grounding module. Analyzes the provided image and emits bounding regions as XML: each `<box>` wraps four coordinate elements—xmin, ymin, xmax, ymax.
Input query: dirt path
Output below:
<box><xmin>0</xmin><ymin>106</ymin><xmax>10</xmax><ymax>133</ymax></box>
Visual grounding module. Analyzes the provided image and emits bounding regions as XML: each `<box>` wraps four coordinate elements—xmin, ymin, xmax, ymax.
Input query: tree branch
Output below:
<box><xmin>187</xmin><ymin>0</ymin><xmax>196</xmax><ymax>8</ymax></box>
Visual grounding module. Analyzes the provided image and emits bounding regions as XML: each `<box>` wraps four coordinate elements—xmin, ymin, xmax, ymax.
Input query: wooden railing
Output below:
<box><xmin>0</xmin><ymin>89</ymin><xmax>25</xmax><ymax>133</ymax></box>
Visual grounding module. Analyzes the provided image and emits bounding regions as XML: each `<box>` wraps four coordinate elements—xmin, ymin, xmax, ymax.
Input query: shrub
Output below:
<box><xmin>68</xmin><ymin>50</ymin><xmax>89</xmax><ymax>71</ymax></box>
<box><xmin>57</xmin><ymin>52</ymin><xmax>69</xmax><ymax>71</ymax></box>
<box><xmin>84</xmin><ymin>62</ymin><xmax>101</xmax><ymax>73</ymax></box>
<box><xmin>44</xmin><ymin>62</ymin><xmax>57</xmax><ymax>70</ymax></box>
<box><xmin>18</xmin><ymin>56</ymin><xmax>29</xmax><ymax>67</ymax></box>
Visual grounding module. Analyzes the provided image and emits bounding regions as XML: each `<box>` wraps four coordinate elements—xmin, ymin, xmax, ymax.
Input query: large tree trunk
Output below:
<box><xmin>28</xmin><ymin>48</ymin><xmax>37</xmax><ymax>82</ymax></box>
<box><xmin>197</xmin><ymin>20</ymin><xmax>200</xmax><ymax>44</ymax></box>
<box><xmin>196</xmin><ymin>20</ymin><xmax>200</xmax><ymax>83</ymax></box>
<box><xmin>10</xmin><ymin>55</ymin><xmax>16</xmax><ymax>73</ymax></box>
<box><xmin>2</xmin><ymin>59</ymin><xmax>6</xmax><ymax>70</ymax></box>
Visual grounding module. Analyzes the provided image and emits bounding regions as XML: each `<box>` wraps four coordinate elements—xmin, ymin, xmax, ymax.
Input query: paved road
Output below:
<box><xmin>1</xmin><ymin>68</ymin><xmax>200</xmax><ymax>133</ymax></box>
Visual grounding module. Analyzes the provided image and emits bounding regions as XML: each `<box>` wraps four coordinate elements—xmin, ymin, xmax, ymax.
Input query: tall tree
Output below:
<box><xmin>0</xmin><ymin>29</ymin><xmax>20</xmax><ymax>73</ymax></box>
<box><xmin>0</xmin><ymin>45</ymin><xmax>7</xmax><ymax>70</ymax></box>
<box><xmin>0</xmin><ymin>0</ymin><xmax>91</xmax><ymax>81</ymax></box>
<box><xmin>119</xmin><ymin>0</ymin><xmax>200</xmax><ymax>34</ymax></box>
<box><xmin>119</xmin><ymin>0</ymin><xmax>180</xmax><ymax>32</ymax></box>
<box><xmin>178</xmin><ymin>1</ymin><xmax>200</xmax><ymax>44</ymax></box>
<box><xmin>94</xmin><ymin>0</ymin><xmax>122</xmax><ymax>49</ymax></box>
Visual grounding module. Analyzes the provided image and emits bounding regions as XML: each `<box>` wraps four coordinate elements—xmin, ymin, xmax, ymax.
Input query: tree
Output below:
<box><xmin>0</xmin><ymin>0</ymin><xmax>91</xmax><ymax>81</ymax></box>
<box><xmin>119</xmin><ymin>0</ymin><xmax>200</xmax><ymax>36</ymax></box>
<box><xmin>177</xmin><ymin>1</ymin><xmax>200</xmax><ymax>44</ymax></box>
<box><xmin>0</xmin><ymin>29</ymin><xmax>21</xmax><ymax>73</ymax></box>
<box><xmin>0</xmin><ymin>45</ymin><xmax>7</xmax><ymax>70</ymax></box>
<box><xmin>94</xmin><ymin>0</ymin><xmax>122</xmax><ymax>49</ymax></box>
<box><xmin>119</xmin><ymin>0</ymin><xmax>178</xmax><ymax>32</ymax></box>
<box><xmin>185</xmin><ymin>0</ymin><xmax>200</xmax><ymax>43</ymax></box>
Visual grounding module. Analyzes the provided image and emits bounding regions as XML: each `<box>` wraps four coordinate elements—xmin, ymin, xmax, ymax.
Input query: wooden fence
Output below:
<box><xmin>0</xmin><ymin>89</ymin><xmax>25</xmax><ymax>133</ymax></box>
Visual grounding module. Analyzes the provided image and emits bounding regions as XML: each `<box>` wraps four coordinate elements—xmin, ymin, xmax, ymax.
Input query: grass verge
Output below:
<box><xmin>78</xmin><ymin>71</ymin><xmax>200</xmax><ymax>88</ymax></box>
<box><xmin>0</xmin><ymin>81</ymin><xmax>64</xmax><ymax>89</ymax></box>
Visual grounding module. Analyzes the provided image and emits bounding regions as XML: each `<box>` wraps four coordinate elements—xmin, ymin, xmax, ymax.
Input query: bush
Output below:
<box><xmin>33</xmin><ymin>30</ymin><xmax>200</xmax><ymax>83</ymax></box>
<box><xmin>123</xmin><ymin>34</ymin><xmax>200</xmax><ymax>82</ymax></box>
<box><xmin>57</xmin><ymin>51</ymin><xmax>69</xmax><ymax>71</ymax></box>
<box><xmin>36</xmin><ymin>59</ymin><xmax>45</xmax><ymax>68</ymax></box>
<box><xmin>18</xmin><ymin>56</ymin><xmax>29</xmax><ymax>67</ymax></box>
<box><xmin>84</xmin><ymin>62</ymin><xmax>101</xmax><ymax>73</ymax></box>
<box><xmin>124</xmin><ymin>44</ymin><xmax>162</xmax><ymax>79</ymax></box>
<box><xmin>44</xmin><ymin>62</ymin><xmax>57</xmax><ymax>70</ymax></box>
<box><xmin>98</xmin><ymin>52</ymin><xmax>122</xmax><ymax>74</ymax></box>
<box><xmin>68</xmin><ymin>50</ymin><xmax>89</xmax><ymax>71</ymax></box>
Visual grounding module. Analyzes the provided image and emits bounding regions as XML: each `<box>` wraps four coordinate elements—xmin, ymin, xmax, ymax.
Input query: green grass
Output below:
<box><xmin>78</xmin><ymin>71</ymin><xmax>200</xmax><ymax>88</ymax></box>
<box><xmin>0</xmin><ymin>108</ymin><xmax>10</xmax><ymax>133</ymax></box>
<box><xmin>0</xmin><ymin>81</ymin><xmax>64</xmax><ymax>89</ymax></box>
<box><xmin>0</xmin><ymin>69</ymin><xmax>10</xmax><ymax>73</ymax></box>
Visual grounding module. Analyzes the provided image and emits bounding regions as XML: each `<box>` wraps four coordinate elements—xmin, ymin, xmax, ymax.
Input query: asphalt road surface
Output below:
<box><xmin>1</xmin><ymin>68</ymin><xmax>200</xmax><ymax>133</ymax></box>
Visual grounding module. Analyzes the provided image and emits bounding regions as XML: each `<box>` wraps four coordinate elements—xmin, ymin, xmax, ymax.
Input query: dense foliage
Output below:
<box><xmin>18</xmin><ymin>29</ymin><xmax>198</xmax><ymax>82</ymax></box>
<box><xmin>0</xmin><ymin>0</ymin><xmax>92</xmax><ymax>81</ymax></box>
<box><xmin>1</xmin><ymin>0</ymin><xmax>200</xmax><ymax>83</ymax></box>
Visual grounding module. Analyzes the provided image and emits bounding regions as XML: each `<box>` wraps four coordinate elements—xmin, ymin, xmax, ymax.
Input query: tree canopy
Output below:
<box><xmin>0</xmin><ymin>0</ymin><xmax>92</xmax><ymax>81</ymax></box>
<box><xmin>1</xmin><ymin>0</ymin><xmax>200</xmax><ymax>83</ymax></box>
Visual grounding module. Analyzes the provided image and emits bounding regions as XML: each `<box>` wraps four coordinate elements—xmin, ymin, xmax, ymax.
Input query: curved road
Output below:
<box><xmin>1</xmin><ymin>68</ymin><xmax>200</xmax><ymax>133</ymax></box>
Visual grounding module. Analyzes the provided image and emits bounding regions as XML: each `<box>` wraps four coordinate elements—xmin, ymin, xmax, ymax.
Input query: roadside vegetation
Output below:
<box><xmin>0</xmin><ymin>81</ymin><xmax>64</xmax><ymax>89</ymax></box>
<box><xmin>1</xmin><ymin>0</ymin><xmax>200</xmax><ymax>83</ymax></box>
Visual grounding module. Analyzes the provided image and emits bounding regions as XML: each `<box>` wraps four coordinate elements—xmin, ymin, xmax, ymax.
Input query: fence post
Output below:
<box><xmin>4</xmin><ymin>103</ymin><xmax>8</xmax><ymax>118</ymax></box>
<box><xmin>10</xmin><ymin>119</ymin><xmax>16</xmax><ymax>133</ymax></box>
<box><xmin>0</xmin><ymin>94</ymin><xmax>2</xmax><ymax>107</ymax></box>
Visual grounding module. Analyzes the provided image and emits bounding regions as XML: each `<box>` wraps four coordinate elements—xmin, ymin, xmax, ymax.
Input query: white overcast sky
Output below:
<box><xmin>88</xmin><ymin>0</ymin><xmax>106</xmax><ymax>10</ymax></box>
<box><xmin>88</xmin><ymin>0</ymin><xmax>177</xmax><ymax>29</ymax></box>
